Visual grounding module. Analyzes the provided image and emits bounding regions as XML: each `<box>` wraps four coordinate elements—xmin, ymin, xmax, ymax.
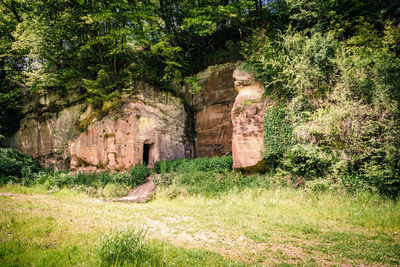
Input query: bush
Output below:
<box><xmin>97</xmin><ymin>227</ymin><xmax>149</xmax><ymax>265</ymax></box>
<box><xmin>98</xmin><ymin>183</ymin><xmax>128</xmax><ymax>198</ymax></box>
<box><xmin>176</xmin><ymin>156</ymin><xmax>233</xmax><ymax>174</ymax></box>
<box><xmin>154</xmin><ymin>156</ymin><xmax>233</xmax><ymax>174</ymax></box>
<box><xmin>174</xmin><ymin>169</ymin><xmax>269</xmax><ymax>197</ymax></box>
<box><xmin>71</xmin><ymin>172</ymin><xmax>99</xmax><ymax>187</ymax></box>
<box><xmin>264</xmin><ymin>107</ymin><xmax>293</xmax><ymax>168</ymax></box>
<box><xmin>0</xmin><ymin>148</ymin><xmax>41</xmax><ymax>184</ymax></box>
<box><xmin>283</xmin><ymin>144</ymin><xmax>333</xmax><ymax>179</ymax></box>
<box><xmin>128</xmin><ymin>164</ymin><xmax>150</xmax><ymax>188</ymax></box>
<box><xmin>153</xmin><ymin>158</ymin><xmax>188</xmax><ymax>173</ymax></box>
<box><xmin>111</xmin><ymin>172</ymin><xmax>130</xmax><ymax>185</ymax></box>
<box><xmin>305</xmin><ymin>179</ymin><xmax>332</xmax><ymax>193</ymax></box>
<box><xmin>42</xmin><ymin>171</ymin><xmax>72</xmax><ymax>189</ymax></box>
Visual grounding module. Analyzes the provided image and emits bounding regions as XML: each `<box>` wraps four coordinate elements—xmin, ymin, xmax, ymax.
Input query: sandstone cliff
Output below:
<box><xmin>6</xmin><ymin>64</ymin><xmax>264</xmax><ymax>172</ymax></box>
<box><xmin>7</xmin><ymin>82</ymin><xmax>191</xmax><ymax>172</ymax></box>
<box><xmin>188</xmin><ymin>63</ymin><xmax>238</xmax><ymax>157</ymax></box>
<box><xmin>69</xmin><ymin>83</ymin><xmax>189</xmax><ymax>172</ymax></box>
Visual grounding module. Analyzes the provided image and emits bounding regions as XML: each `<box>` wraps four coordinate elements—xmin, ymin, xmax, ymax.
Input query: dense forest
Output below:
<box><xmin>1</xmin><ymin>0</ymin><xmax>400</xmax><ymax>197</ymax></box>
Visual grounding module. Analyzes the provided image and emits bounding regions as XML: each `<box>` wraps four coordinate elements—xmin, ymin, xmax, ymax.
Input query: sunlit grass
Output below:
<box><xmin>1</xmin><ymin>184</ymin><xmax>399</xmax><ymax>266</ymax></box>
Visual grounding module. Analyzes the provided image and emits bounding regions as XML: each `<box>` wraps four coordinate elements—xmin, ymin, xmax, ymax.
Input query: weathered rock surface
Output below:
<box><xmin>8</xmin><ymin>82</ymin><xmax>191</xmax><ymax>172</ymax></box>
<box><xmin>189</xmin><ymin>63</ymin><xmax>238</xmax><ymax>157</ymax></box>
<box><xmin>231</xmin><ymin>68</ymin><xmax>267</xmax><ymax>171</ymax></box>
<box><xmin>7</xmin><ymin>104</ymin><xmax>84</xmax><ymax>170</ymax></box>
<box><xmin>69</xmin><ymin>83</ymin><xmax>189</xmax><ymax>172</ymax></box>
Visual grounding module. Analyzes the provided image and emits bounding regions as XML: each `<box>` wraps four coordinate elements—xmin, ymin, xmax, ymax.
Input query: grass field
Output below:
<box><xmin>1</xmin><ymin>184</ymin><xmax>399</xmax><ymax>266</ymax></box>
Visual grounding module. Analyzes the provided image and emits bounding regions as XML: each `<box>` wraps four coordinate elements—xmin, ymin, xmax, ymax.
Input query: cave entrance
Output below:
<box><xmin>143</xmin><ymin>144</ymin><xmax>152</xmax><ymax>166</ymax></box>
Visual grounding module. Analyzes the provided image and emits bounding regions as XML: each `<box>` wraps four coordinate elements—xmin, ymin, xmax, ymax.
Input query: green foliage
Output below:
<box><xmin>263</xmin><ymin>107</ymin><xmax>292</xmax><ymax>168</ymax></box>
<box><xmin>277</xmin><ymin>0</ymin><xmax>399</xmax><ymax>38</ymax></box>
<box><xmin>0</xmin><ymin>0</ymin><xmax>272</xmax><ymax>132</ymax></box>
<box><xmin>97</xmin><ymin>227</ymin><xmax>149</xmax><ymax>265</ymax></box>
<box><xmin>154</xmin><ymin>157</ymin><xmax>267</xmax><ymax>197</ymax></box>
<box><xmin>128</xmin><ymin>164</ymin><xmax>150</xmax><ymax>188</ymax></box>
<box><xmin>154</xmin><ymin>156</ymin><xmax>233</xmax><ymax>174</ymax></box>
<box><xmin>0</xmin><ymin>148</ymin><xmax>41</xmax><ymax>184</ymax></box>
<box><xmin>184</xmin><ymin>76</ymin><xmax>201</xmax><ymax>95</ymax></box>
<box><xmin>98</xmin><ymin>183</ymin><xmax>129</xmax><ymax>199</ymax></box>
<box><xmin>244</xmin><ymin>31</ymin><xmax>338</xmax><ymax>97</ymax></box>
<box><xmin>336</xmin><ymin>43</ymin><xmax>400</xmax><ymax>104</ymax></box>
<box><xmin>111</xmin><ymin>172</ymin><xmax>130</xmax><ymax>185</ymax></box>
<box><xmin>173</xmin><ymin>170</ymin><xmax>269</xmax><ymax>197</ymax></box>
<box><xmin>0</xmin><ymin>146</ymin><xmax>149</xmax><ymax>195</ymax></box>
<box><xmin>245</xmin><ymin>24</ymin><xmax>400</xmax><ymax>197</ymax></box>
<box><xmin>283</xmin><ymin>144</ymin><xmax>333</xmax><ymax>180</ymax></box>
<box><xmin>153</xmin><ymin>158</ymin><xmax>188</xmax><ymax>174</ymax></box>
<box><xmin>33</xmin><ymin>170</ymin><xmax>71</xmax><ymax>189</ymax></box>
<box><xmin>305</xmin><ymin>179</ymin><xmax>332</xmax><ymax>194</ymax></box>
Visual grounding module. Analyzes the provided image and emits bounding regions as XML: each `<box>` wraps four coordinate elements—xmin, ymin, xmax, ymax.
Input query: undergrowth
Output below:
<box><xmin>0</xmin><ymin>148</ymin><xmax>150</xmax><ymax>197</ymax></box>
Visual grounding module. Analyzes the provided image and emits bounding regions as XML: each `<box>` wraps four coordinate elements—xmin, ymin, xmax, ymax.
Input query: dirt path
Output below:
<box><xmin>113</xmin><ymin>174</ymin><xmax>157</xmax><ymax>203</ymax></box>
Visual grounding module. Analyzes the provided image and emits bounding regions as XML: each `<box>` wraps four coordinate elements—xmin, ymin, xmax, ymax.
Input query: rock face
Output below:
<box><xmin>69</xmin><ymin>85</ymin><xmax>188</xmax><ymax>172</ymax></box>
<box><xmin>7</xmin><ymin>64</ymin><xmax>264</xmax><ymax>173</ymax></box>
<box><xmin>231</xmin><ymin>68</ymin><xmax>267</xmax><ymax>171</ymax></box>
<box><xmin>190</xmin><ymin>63</ymin><xmax>238</xmax><ymax>157</ymax></box>
<box><xmin>8</xmin><ymin>82</ymin><xmax>190</xmax><ymax>171</ymax></box>
<box><xmin>7</xmin><ymin>104</ymin><xmax>84</xmax><ymax>170</ymax></box>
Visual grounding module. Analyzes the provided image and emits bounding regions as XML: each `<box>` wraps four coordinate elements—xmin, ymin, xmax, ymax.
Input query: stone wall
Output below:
<box><xmin>189</xmin><ymin>63</ymin><xmax>238</xmax><ymax>157</ymax></box>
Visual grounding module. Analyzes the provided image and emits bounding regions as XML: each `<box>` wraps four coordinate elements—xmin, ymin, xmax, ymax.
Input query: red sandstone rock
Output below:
<box><xmin>190</xmin><ymin>63</ymin><xmax>238</xmax><ymax>157</ymax></box>
<box><xmin>231</xmin><ymin>68</ymin><xmax>268</xmax><ymax>171</ymax></box>
<box><xmin>69</xmin><ymin>93</ymin><xmax>188</xmax><ymax>172</ymax></box>
<box><xmin>7</xmin><ymin>104</ymin><xmax>84</xmax><ymax>170</ymax></box>
<box><xmin>8</xmin><ymin>83</ymin><xmax>190</xmax><ymax>172</ymax></box>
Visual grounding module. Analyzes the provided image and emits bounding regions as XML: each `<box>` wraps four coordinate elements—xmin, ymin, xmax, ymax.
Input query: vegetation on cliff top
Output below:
<box><xmin>1</xmin><ymin>0</ymin><xmax>398</xmax><ymax>135</ymax></box>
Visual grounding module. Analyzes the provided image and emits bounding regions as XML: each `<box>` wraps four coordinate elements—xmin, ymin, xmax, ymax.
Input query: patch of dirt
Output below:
<box><xmin>0</xmin><ymin>192</ymin><xmax>21</xmax><ymax>197</ymax></box>
<box><xmin>0</xmin><ymin>192</ymin><xmax>46</xmax><ymax>199</ymax></box>
<box><xmin>113</xmin><ymin>174</ymin><xmax>156</xmax><ymax>203</ymax></box>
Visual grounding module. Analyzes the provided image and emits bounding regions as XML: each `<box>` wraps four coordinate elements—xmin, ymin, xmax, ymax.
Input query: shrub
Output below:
<box><xmin>196</xmin><ymin>156</ymin><xmax>233</xmax><ymax>172</ymax></box>
<box><xmin>283</xmin><ymin>144</ymin><xmax>333</xmax><ymax>180</ymax></box>
<box><xmin>111</xmin><ymin>172</ymin><xmax>130</xmax><ymax>185</ymax></box>
<box><xmin>97</xmin><ymin>172</ymin><xmax>112</xmax><ymax>186</ymax></box>
<box><xmin>0</xmin><ymin>148</ymin><xmax>41</xmax><ymax>183</ymax></box>
<box><xmin>174</xmin><ymin>169</ymin><xmax>268</xmax><ymax>197</ymax></box>
<box><xmin>128</xmin><ymin>164</ymin><xmax>150</xmax><ymax>188</ymax></box>
<box><xmin>339</xmin><ymin>173</ymin><xmax>373</xmax><ymax>194</ymax></box>
<box><xmin>153</xmin><ymin>158</ymin><xmax>188</xmax><ymax>173</ymax></box>
<box><xmin>264</xmin><ymin>107</ymin><xmax>293</xmax><ymax>168</ymax></box>
<box><xmin>177</xmin><ymin>156</ymin><xmax>233</xmax><ymax>173</ymax></box>
<box><xmin>42</xmin><ymin>171</ymin><xmax>72</xmax><ymax>189</ymax></box>
<box><xmin>243</xmin><ymin>31</ymin><xmax>338</xmax><ymax>98</ymax></box>
<box><xmin>99</xmin><ymin>183</ymin><xmax>128</xmax><ymax>198</ymax></box>
<box><xmin>71</xmin><ymin>172</ymin><xmax>98</xmax><ymax>186</ymax></box>
<box><xmin>305</xmin><ymin>179</ymin><xmax>332</xmax><ymax>193</ymax></box>
<box><xmin>97</xmin><ymin>227</ymin><xmax>149</xmax><ymax>265</ymax></box>
<box><xmin>154</xmin><ymin>156</ymin><xmax>233</xmax><ymax>174</ymax></box>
